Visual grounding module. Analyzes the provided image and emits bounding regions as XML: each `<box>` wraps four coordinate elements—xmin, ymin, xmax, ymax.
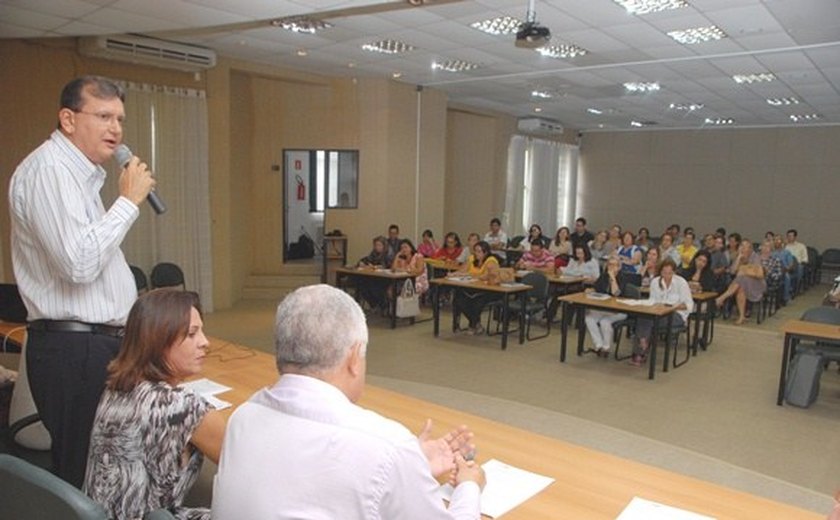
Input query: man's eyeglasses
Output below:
<box><xmin>74</xmin><ymin>111</ymin><xmax>125</xmax><ymax>126</ymax></box>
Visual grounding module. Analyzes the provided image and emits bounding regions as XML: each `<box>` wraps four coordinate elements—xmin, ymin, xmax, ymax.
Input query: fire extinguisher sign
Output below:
<box><xmin>294</xmin><ymin>159</ymin><xmax>302</xmax><ymax>170</ymax></box>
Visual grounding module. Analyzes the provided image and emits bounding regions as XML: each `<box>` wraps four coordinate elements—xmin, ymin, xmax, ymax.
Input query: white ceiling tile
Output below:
<box><xmin>112</xmin><ymin>0</ymin><xmax>248</xmax><ymax>27</ymax></box>
<box><xmin>83</xmin><ymin>6</ymin><xmax>183</xmax><ymax>32</ymax></box>
<box><xmin>0</xmin><ymin>4</ymin><xmax>68</xmax><ymax>33</ymax></box>
<box><xmin>52</xmin><ymin>19</ymin><xmax>121</xmax><ymax>36</ymax></box>
<box><xmin>185</xmin><ymin>0</ymin><xmax>301</xmax><ymax>18</ymax></box>
<box><xmin>2</xmin><ymin>0</ymin><xmax>101</xmax><ymax>18</ymax></box>
<box><xmin>0</xmin><ymin>20</ymin><xmax>46</xmax><ymax>37</ymax></box>
<box><xmin>602</xmin><ymin>22</ymin><xmax>672</xmax><ymax>48</ymax></box>
<box><xmin>560</xmin><ymin>28</ymin><xmax>629</xmax><ymax>53</ymax></box>
<box><xmin>705</xmin><ymin>4</ymin><xmax>785</xmax><ymax>37</ymax></box>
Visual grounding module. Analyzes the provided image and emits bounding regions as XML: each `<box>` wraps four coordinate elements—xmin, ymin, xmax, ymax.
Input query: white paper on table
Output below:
<box><xmin>501</xmin><ymin>282</ymin><xmax>527</xmax><ymax>288</ymax></box>
<box><xmin>449</xmin><ymin>276</ymin><xmax>475</xmax><ymax>283</ymax></box>
<box><xmin>203</xmin><ymin>394</ymin><xmax>232</xmax><ymax>411</ymax></box>
<box><xmin>180</xmin><ymin>378</ymin><xmax>232</xmax><ymax>397</ymax></box>
<box><xmin>615</xmin><ymin>497</ymin><xmax>716</xmax><ymax>520</ymax></box>
<box><xmin>438</xmin><ymin>459</ymin><xmax>554</xmax><ymax>518</ymax></box>
<box><xmin>616</xmin><ymin>298</ymin><xmax>656</xmax><ymax>306</ymax></box>
<box><xmin>586</xmin><ymin>292</ymin><xmax>611</xmax><ymax>300</ymax></box>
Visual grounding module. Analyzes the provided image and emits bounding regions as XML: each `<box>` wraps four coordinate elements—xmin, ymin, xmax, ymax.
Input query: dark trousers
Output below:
<box><xmin>454</xmin><ymin>289</ymin><xmax>501</xmax><ymax>327</ymax></box>
<box><xmin>26</xmin><ymin>328</ymin><xmax>121</xmax><ymax>488</ymax></box>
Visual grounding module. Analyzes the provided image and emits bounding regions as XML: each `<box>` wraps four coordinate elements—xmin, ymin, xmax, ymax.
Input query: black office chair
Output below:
<box><xmin>820</xmin><ymin>248</ymin><xmax>840</xmax><ymax>284</ymax></box>
<box><xmin>130</xmin><ymin>265</ymin><xmax>149</xmax><ymax>294</ymax></box>
<box><xmin>806</xmin><ymin>246</ymin><xmax>821</xmax><ymax>286</ymax></box>
<box><xmin>0</xmin><ymin>453</ymin><xmax>108</xmax><ymax>520</ymax></box>
<box><xmin>489</xmin><ymin>271</ymin><xmax>551</xmax><ymax>340</ymax></box>
<box><xmin>150</xmin><ymin>262</ymin><xmax>186</xmax><ymax>290</ymax></box>
<box><xmin>795</xmin><ymin>307</ymin><xmax>840</xmax><ymax>361</ymax></box>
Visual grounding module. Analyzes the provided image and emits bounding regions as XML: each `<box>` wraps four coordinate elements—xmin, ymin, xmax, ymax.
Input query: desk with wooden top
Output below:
<box><xmin>199</xmin><ymin>338</ymin><xmax>822</xmax><ymax>520</ymax></box>
<box><xmin>335</xmin><ymin>266</ymin><xmax>414</xmax><ymax>329</ymax></box>
<box><xmin>557</xmin><ymin>292</ymin><xmax>678</xmax><ymax>380</ymax></box>
<box><xmin>639</xmin><ymin>287</ymin><xmax>719</xmax><ymax>357</ymax></box>
<box><xmin>0</xmin><ymin>321</ymin><xmax>27</xmax><ymax>352</ymax></box>
<box><xmin>425</xmin><ymin>258</ymin><xmax>462</xmax><ymax>280</ymax></box>
<box><xmin>777</xmin><ymin>319</ymin><xmax>840</xmax><ymax>405</ymax></box>
<box><xmin>429</xmin><ymin>278</ymin><xmax>530</xmax><ymax>350</ymax></box>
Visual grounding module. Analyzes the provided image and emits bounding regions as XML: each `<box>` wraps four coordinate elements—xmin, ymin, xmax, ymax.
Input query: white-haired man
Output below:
<box><xmin>212</xmin><ymin>285</ymin><xmax>485</xmax><ymax>519</ymax></box>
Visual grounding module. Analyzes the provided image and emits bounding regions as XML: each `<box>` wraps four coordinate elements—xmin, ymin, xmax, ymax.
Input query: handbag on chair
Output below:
<box><xmin>396</xmin><ymin>279</ymin><xmax>421</xmax><ymax>318</ymax></box>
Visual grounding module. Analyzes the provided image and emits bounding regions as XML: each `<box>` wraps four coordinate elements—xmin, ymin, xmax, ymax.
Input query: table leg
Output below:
<box><xmin>390</xmin><ymin>279</ymin><xmax>399</xmax><ymax>329</ymax></box>
<box><xmin>501</xmin><ymin>293</ymin><xmax>510</xmax><ymax>350</ymax></box>
<box><xmin>777</xmin><ymin>332</ymin><xmax>793</xmax><ymax>406</ymax></box>
<box><xmin>432</xmin><ymin>284</ymin><xmax>440</xmax><ymax>337</ymax></box>
<box><xmin>648</xmin><ymin>315</ymin><xmax>659</xmax><ymax>381</ymax></box>
<box><xmin>692</xmin><ymin>309</ymin><xmax>702</xmax><ymax>356</ymax></box>
<box><xmin>518</xmin><ymin>291</ymin><xmax>527</xmax><ymax>345</ymax></box>
<box><xmin>662</xmin><ymin>313</ymin><xmax>674</xmax><ymax>373</ymax></box>
<box><xmin>576</xmin><ymin>306</ymin><xmax>585</xmax><ymax>356</ymax></box>
<box><xmin>560</xmin><ymin>301</ymin><xmax>568</xmax><ymax>362</ymax></box>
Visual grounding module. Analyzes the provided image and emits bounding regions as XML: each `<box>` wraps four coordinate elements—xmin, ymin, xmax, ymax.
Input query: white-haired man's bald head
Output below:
<box><xmin>274</xmin><ymin>284</ymin><xmax>368</xmax><ymax>375</ymax></box>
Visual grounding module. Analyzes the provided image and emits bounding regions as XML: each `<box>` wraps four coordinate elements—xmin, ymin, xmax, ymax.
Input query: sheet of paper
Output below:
<box><xmin>181</xmin><ymin>377</ymin><xmax>232</xmax><ymax>397</ymax></box>
<box><xmin>439</xmin><ymin>459</ymin><xmax>554</xmax><ymax>518</ymax></box>
<box><xmin>615</xmin><ymin>497</ymin><xmax>716</xmax><ymax>520</ymax></box>
<box><xmin>616</xmin><ymin>298</ymin><xmax>656</xmax><ymax>306</ymax></box>
<box><xmin>586</xmin><ymin>292</ymin><xmax>610</xmax><ymax>300</ymax></box>
<box><xmin>501</xmin><ymin>282</ymin><xmax>527</xmax><ymax>288</ymax></box>
<box><xmin>203</xmin><ymin>394</ymin><xmax>232</xmax><ymax>411</ymax></box>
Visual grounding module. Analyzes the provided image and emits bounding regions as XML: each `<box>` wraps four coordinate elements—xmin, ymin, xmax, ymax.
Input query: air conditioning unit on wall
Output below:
<box><xmin>517</xmin><ymin>117</ymin><xmax>564</xmax><ymax>136</ymax></box>
<box><xmin>79</xmin><ymin>35</ymin><xmax>217</xmax><ymax>72</ymax></box>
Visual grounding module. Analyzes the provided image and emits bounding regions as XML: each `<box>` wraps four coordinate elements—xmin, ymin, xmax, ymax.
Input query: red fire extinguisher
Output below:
<box><xmin>295</xmin><ymin>175</ymin><xmax>305</xmax><ymax>201</ymax></box>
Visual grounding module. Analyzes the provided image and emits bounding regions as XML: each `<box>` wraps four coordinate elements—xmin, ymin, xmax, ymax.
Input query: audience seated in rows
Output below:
<box><xmin>392</xmin><ymin>239</ymin><xmax>429</xmax><ymax>297</ymax></box>
<box><xmin>418</xmin><ymin>229</ymin><xmax>438</xmax><ymax>259</ymax></box>
<box><xmin>484</xmin><ymin>218</ymin><xmax>508</xmax><ymax>262</ymax></box>
<box><xmin>549</xmin><ymin>226</ymin><xmax>572</xmax><ymax>269</ymax></box>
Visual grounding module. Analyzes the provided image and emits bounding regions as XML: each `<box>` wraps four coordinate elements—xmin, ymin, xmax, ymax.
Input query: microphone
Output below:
<box><xmin>113</xmin><ymin>144</ymin><xmax>167</xmax><ymax>215</ymax></box>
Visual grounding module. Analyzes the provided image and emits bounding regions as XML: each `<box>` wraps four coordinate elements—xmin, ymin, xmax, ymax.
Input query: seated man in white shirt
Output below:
<box><xmin>212</xmin><ymin>284</ymin><xmax>485</xmax><ymax>520</ymax></box>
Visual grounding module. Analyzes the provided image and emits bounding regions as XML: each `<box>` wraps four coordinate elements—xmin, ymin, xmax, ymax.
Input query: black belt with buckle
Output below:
<box><xmin>28</xmin><ymin>320</ymin><xmax>125</xmax><ymax>338</ymax></box>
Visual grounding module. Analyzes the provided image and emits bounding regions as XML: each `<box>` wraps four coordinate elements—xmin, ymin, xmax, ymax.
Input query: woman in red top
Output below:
<box><xmin>434</xmin><ymin>232</ymin><xmax>464</xmax><ymax>263</ymax></box>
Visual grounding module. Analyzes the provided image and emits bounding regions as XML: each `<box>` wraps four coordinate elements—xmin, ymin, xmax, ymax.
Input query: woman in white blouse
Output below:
<box><xmin>562</xmin><ymin>244</ymin><xmax>601</xmax><ymax>283</ymax></box>
<box><xmin>629</xmin><ymin>258</ymin><xmax>694</xmax><ymax>367</ymax></box>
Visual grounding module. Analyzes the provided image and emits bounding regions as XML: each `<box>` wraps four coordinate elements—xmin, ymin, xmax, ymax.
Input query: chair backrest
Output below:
<box><xmin>150</xmin><ymin>262</ymin><xmax>186</xmax><ymax>290</ymax></box>
<box><xmin>0</xmin><ymin>454</ymin><xmax>108</xmax><ymax>520</ymax></box>
<box><xmin>621</xmin><ymin>273</ymin><xmax>642</xmax><ymax>290</ymax></box>
<box><xmin>821</xmin><ymin>248</ymin><xmax>840</xmax><ymax>266</ymax></box>
<box><xmin>624</xmin><ymin>284</ymin><xmax>642</xmax><ymax>299</ymax></box>
<box><xmin>806</xmin><ymin>246</ymin><xmax>820</xmax><ymax>265</ymax></box>
<box><xmin>800</xmin><ymin>306</ymin><xmax>840</xmax><ymax>325</ymax></box>
<box><xmin>0</xmin><ymin>283</ymin><xmax>28</xmax><ymax>323</ymax></box>
<box><xmin>521</xmin><ymin>272</ymin><xmax>549</xmax><ymax>301</ymax></box>
<box><xmin>130</xmin><ymin>265</ymin><xmax>149</xmax><ymax>293</ymax></box>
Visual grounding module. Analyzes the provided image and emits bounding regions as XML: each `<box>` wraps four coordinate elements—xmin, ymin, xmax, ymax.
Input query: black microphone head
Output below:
<box><xmin>114</xmin><ymin>144</ymin><xmax>133</xmax><ymax>167</ymax></box>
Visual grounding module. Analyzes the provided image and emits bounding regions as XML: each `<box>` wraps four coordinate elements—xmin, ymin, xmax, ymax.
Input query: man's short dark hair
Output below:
<box><xmin>60</xmin><ymin>76</ymin><xmax>125</xmax><ymax>112</ymax></box>
<box><xmin>787</xmin><ymin>229</ymin><xmax>798</xmax><ymax>237</ymax></box>
<box><xmin>388</xmin><ymin>224</ymin><xmax>399</xmax><ymax>232</ymax></box>
<box><xmin>490</xmin><ymin>218</ymin><xmax>501</xmax><ymax>226</ymax></box>
<box><xmin>575</xmin><ymin>217</ymin><xmax>587</xmax><ymax>226</ymax></box>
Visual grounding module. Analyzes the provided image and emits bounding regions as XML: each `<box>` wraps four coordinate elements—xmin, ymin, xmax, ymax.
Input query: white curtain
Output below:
<box><xmin>103</xmin><ymin>82</ymin><xmax>214</xmax><ymax>311</ymax></box>
<box><xmin>505</xmin><ymin>135</ymin><xmax>579</xmax><ymax>238</ymax></box>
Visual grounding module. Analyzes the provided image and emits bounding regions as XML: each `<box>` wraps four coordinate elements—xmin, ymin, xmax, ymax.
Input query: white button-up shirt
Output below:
<box><xmin>649</xmin><ymin>274</ymin><xmax>695</xmax><ymax>322</ymax></box>
<box><xmin>8</xmin><ymin>130</ymin><xmax>138</xmax><ymax>325</ymax></box>
<box><xmin>212</xmin><ymin>374</ymin><xmax>481</xmax><ymax>520</ymax></box>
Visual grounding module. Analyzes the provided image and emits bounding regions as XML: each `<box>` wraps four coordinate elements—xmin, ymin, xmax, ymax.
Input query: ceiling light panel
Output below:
<box><xmin>270</xmin><ymin>16</ymin><xmax>333</xmax><ymax>34</ymax></box>
<box><xmin>535</xmin><ymin>44</ymin><xmax>588</xmax><ymax>59</ymax></box>
<box><xmin>531</xmin><ymin>90</ymin><xmax>553</xmax><ymax>99</ymax></box>
<box><xmin>766</xmin><ymin>97</ymin><xmax>800</xmax><ymax>106</ymax></box>
<box><xmin>624</xmin><ymin>82</ymin><xmax>660</xmax><ymax>92</ymax></box>
<box><xmin>669</xmin><ymin>102</ymin><xmax>704</xmax><ymax>111</ymax></box>
<box><xmin>668</xmin><ymin>25</ymin><xmax>727</xmax><ymax>45</ymax></box>
<box><xmin>789</xmin><ymin>113</ymin><xmax>821</xmax><ymax>122</ymax></box>
<box><xmin>587</xmin><ymin>108</ymin><xmax>603</xmax><ymax>115</ymax></box>
<box><xmin>470</xmin><ymin>16</ymin><xmax>522</xmax><ymax>36</ymax></box>
<box><xmin>432</xmin><ymin>59</ymin><xmax>481</xmax><ymax>72</ymax></box>
<box><xmin>704</xmin><ymin>117</ymin><xmax>734</xmax><ymax>125</ymax></box>
<box><xmin>732</xmin><ymin>73</ymin><xmax>775</xmax><ymax>84</ymax></box>
<box><xmin>613</xmin><ymin>0</ymin><xmax>688</xmax><ymax>15</ymax></box>
<box><xmin>361</xmin><ymin>40</ymin><xmax>415</xmax><ymax>54</ymax></box>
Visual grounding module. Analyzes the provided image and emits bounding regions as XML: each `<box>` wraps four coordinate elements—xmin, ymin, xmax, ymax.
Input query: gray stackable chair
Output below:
<box><xmin>0</xmin><ymin>453</ymin><xmax>108</xmax><ymax>520</ymax></box>
<box><xmin>489</xmin><ymin>271</ymin><xmax>551</xmax><ymax>340</ymax></box>
<box><xmin>795</xmin><ymin>307</ymin><xmax>840</xmax><ymax>360</ymax></box>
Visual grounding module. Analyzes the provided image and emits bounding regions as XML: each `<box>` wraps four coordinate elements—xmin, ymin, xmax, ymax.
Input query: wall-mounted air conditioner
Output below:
<box><xmin>517</xmin><ymin>117</ymin><xmax>564</xmax><ymax>136</ymax></box>
<box><xmin>79</xmin><ymin>35</ymin><xmax>217</xmax><ymax>72</ymax></box>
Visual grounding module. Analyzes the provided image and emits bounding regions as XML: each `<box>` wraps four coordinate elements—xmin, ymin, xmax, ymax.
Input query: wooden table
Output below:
<box><xmin>777</xmin><ymin>319</ymin><xmax>840</xmax><ymax>405</ymax></box>
<box><xmin>429</xmin><ymin>278</ymin><xmax>530</xmax><ymax>350</ymax></box>
<box><xmin>335</xmin><ymin>267</ymin><xmax>414</xmax><ymax>329</ymax></box>
<box><xmin>557</xmin><ymin>292</ymin><xmax>678</xmax><ymax>380</ymax></box>
<box><xmin>198</xmin><ymin>339</ymin><xmax>822</xmax><ymax>520</ymax></box>
<box><xmin>425</xmin><ymin>258</ymin><xmax>462</xmax><ymax>280</ymax></box>
<box><xmin>0</xmin><ymin>321</ymin><xmax>27</xmax><ymax>352</ymax></box>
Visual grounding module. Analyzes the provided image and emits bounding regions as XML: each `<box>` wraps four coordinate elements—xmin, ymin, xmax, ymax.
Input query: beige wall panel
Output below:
<box><xmin>415</xmin><ymin>88</ymin><xmax>448</xmax><ymax>244</ymax></box>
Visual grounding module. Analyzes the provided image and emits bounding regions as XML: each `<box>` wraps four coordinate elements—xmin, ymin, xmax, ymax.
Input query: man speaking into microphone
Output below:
<box><xmin>8</xmin><ymin>75</ymin><xmax>155</xmax><ymax>487</ymax></box>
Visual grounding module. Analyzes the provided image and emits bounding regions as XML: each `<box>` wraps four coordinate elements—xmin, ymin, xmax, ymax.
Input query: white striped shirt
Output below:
<box><xmin>9</xmin><ymin>130</ymin><xmax>139</xmax><ymax>325</ymax></box>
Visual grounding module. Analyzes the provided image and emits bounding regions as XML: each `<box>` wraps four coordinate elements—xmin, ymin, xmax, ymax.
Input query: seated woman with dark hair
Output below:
<box><xmin>549</xmin><ymin>226</ymin><xmax>572</xmax><ymax>269</ymax></box>
<box><xmin>616</xmin><ymin>231</ymin><xmax>642</xmax><ymax>274</ymax></box>
<box><xmin>715</xmin><ymin>239</ymin><xmax>765</xmax><ymax>325</ymax></box>
<box><xmin>561</xmin><ymin>243</ymin><xmax>601</xmax><ymax>283</ymax></box>
<box><xmin>588</xmin><ymin>230</ymin><xmax>609</xmax><ymax>267</ymax></box>
<box><xmin>524</xmin><ymin>224</ymin><xmax>551</xmax><ymax>248</ymax></box>
<box><xmin>638</xmin><ymin>247</ymin><xmax>660</xmax><ymax>287</ymax></box>
<box><xmin>449</xmin><ymin>241</ymin><xmax>501</xmax><ymax>335</ymax></box>
<box><xmin>357</xmin><ymin>236</ymin><xmax>392</xmax><ymax>310</ymax></box>
<box><xmin>683</xmin><ymin>250</ymin><xmax>716</xmax><ymax>293</ymax></box>
<box><xmin>636</xmin><ymin>227</ymin><xmax>652</xmax><ymax>252</ymax></box>
<box><xmin>84</xmin><ymin>290</ymin><xmax>225</xmax><ymax>520</ymax></box>
<box><xmin>657</xmin><ymin>232</ymin><xmax>681</xmax><ymax>266</ymax></box>
<box><xmin>585</xmin><ymin>256</ymin><xmax>629</xmax><ymax>357</ymax></box>
<box><xmin>630</xmin><ymin>258</ymin><xmax>694</xmax><ymax>367</ymax></box>
<box><xmin>391</xmin><ymin>238</ymin><xmax>429</xmax><ymax>297</ymax></box>
<box><xmin>417</xmin><ymin>229</ymin><xmax>438</xmax><ymax>259</ymax></box>
<box><xmin>433</xmin><ymin>232</ymin><xmax>464</xmax><ymax>263</ymax></box>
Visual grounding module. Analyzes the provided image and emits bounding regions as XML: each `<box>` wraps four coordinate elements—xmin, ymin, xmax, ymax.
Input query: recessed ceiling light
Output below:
<box><xmin>630</xmin><ymin>120</ymin><xmax>644</xmax><ymax>127</ymax></box>
<box><xmin>732</xmin><ymin>73</ymin><xmax>775</xmax><ymax>84</ymax></box>
<box><xmin>431</xmin><ymin>59</ymin><xmax>481</xmax><ymax>72</ymax></box>
<box><xmin>534</xmin><ymin>107</ymin><xmax>543</xmax><ymax>113</ymax></box>
<box><xmin>613</xmin><ymin>0</ymin><xmax>688</xmax><ymax>15</ymax></box>
<box><xmin>347</xmin><ymin>62</ymin><xmax>356</xmax><ymax>68</ymax></box>
<box><xmin>270</xmin><ymin>16</ymin><xmax>333</xmax><ymax>34</ymax></box>
<box><xmin>704</xmin><ymin>117</ymin><xmax>734</xmax><ymax>125</ymax></box>
<box><xmin>470</xmin><ymin>16</ymin><xmax>522</xmax><ymax>36</ymax></box>
<box><xmin>766</xmin><ymin>97</ymin><xmax>800</xmax><ymax>106</ymax></box>
<box><xmin>362</xmin><ymin>40</ymin><xmax>415</xmax><ymax>54</ymax></box>
<box><xmin>789</xmin><ymin>113</ymin><xmax>821</xmax><ymax>122</ymax></box>
<box><xmin>296</xmin><ymin>49</ymin><xmax>308</xmax><ymax>57</ymax></box>
<box><xmin>624</xmin><ymin>82</ymin><xmax>660</xmax><ymax>93</ymax></box>
<box><xmin>535</xmin><ymin>44</ymin><xmax>588</xmax><ymax>59</ymax></box>
<box><xmin>669</xmin><ymin>102</ymin><xmax>704</xmax><ymax>111</ymax></box>
<box><xmin>587</xmin><ymin>108</ymin><xmax>603</xmax><ymax>115</ymax></box>
<box><xmin>531</xmin><ymin>90</ymin><xmax>553</xmax><ymax>99</ymax></box>
<box><xmin>668</xmin><ymin>25</ymin><xmax>727</xmax><ymax>45</ymax></box>
<box><xmin>391</xmin><ymin>72</ymin><xmax>402</xmax><ymax>79</ymax></box>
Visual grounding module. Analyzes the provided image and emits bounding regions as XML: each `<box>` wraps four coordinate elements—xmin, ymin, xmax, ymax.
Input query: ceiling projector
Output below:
<box><xmin>515</xmin><ymin>21</ymin><xmax>551</xmax><ymax>48</ymax></box>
